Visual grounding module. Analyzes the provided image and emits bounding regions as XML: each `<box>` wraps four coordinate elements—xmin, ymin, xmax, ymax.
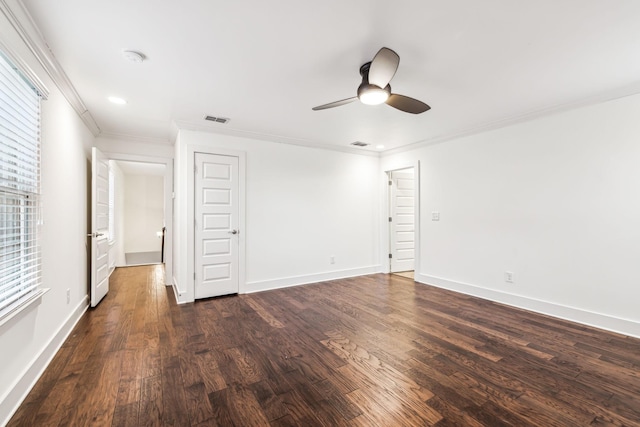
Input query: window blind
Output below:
<box><xmin>0</xmin><ymin>50</ymin><xmax>42</xmax><ymax>319</ymax></box>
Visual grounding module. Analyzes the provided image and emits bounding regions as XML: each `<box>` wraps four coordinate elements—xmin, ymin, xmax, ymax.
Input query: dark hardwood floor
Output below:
<box><xmin>8</xmin><ymin>265</ymin><xmax>640</xmax><ymax>426</ymax></box>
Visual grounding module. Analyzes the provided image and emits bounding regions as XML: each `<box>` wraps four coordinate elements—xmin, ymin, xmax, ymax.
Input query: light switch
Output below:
<box><xmin>431</xmin><ymin>212</ymin><xmax>440</xmax><ymax>221</ymax></box>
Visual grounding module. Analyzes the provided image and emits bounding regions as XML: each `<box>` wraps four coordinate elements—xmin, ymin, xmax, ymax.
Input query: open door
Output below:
<box><xmin>90</xmin><ymin>147</ymin><xmax>110</xmax><ymax>307</ymax></box>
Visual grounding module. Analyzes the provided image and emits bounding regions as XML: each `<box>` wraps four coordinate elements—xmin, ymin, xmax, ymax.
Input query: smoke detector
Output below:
<box><xmin>122</xmin><ymin>50</ymin><xmax>146</xmax><ymax>63</ymax></box>
<box><xmin>350</xmin><ymin>141</ymin><xmax>369</xmax><ymax>147</ymax></box>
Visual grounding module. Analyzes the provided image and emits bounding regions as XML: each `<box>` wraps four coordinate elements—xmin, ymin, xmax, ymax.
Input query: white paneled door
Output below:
<box><xmin>195</xmin><ymin>153</ymin><xmax>239</xmax><ymax>299</ymax></box>
<box><xmin>90</xmin><ymin>147</ymin><xmax>110</xmax><ymax>307</ymax></box>
<box><xmin>390</xmin><ymin>169</ymin><xmax>415</xmax><ymax>272</ymax></box>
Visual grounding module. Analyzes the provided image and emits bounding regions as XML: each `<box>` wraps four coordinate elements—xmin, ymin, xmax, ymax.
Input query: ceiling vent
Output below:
<box><xmin>350</xmin><ymin>141</ymin><xmax>369</xmax><ymax>147</ymax></box>
<box><xmin>204</xmin><ymin>115</ymin><xmax>230</xmax><ymax>124</ymax></box>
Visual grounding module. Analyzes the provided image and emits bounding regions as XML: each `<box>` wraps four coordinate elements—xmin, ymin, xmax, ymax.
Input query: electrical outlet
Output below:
<box><xmin>330</xmin><ymin>255</ymin><xmax>335</xmax><ymax>265</ymax></box>
<box><xmin>66</xmin><ymin>288</ymin><xmax>71</xmax><ymax>304</ymax></box>
<box><xmin>504</xmin><ymin>271</ymin><xmax>514</xmax><ymax>283</ymax></box>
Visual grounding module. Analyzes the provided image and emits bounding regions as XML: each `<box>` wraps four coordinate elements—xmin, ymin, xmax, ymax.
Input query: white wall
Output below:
<box><xmin>0</xmin><ymin>7</ymin><xmax>95</xmax><ymax>423</ymax></box>
<box><xmin>124</xmin><ymin>174</ymin><xmax>164</xmax><ymax>254</ymax></box>
<box><xmin>173</xmin><ymin>130</ymin><xmax>381</xmax><ymax>302</ymax></box>
<box><xmin>382</xmin><ymin>92</ymin><xmax>640</xmax><ymax>338</ymax></box>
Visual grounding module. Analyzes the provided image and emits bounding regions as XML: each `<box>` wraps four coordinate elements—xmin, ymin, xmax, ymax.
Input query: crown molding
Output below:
<box><xmin>0</xmin><ymin>31</ymin><xmax>48</xmax><ymax>98</ymax></box>
<box><xmin>0</xmin><ymin>0</ymin><xmax>100</xmax><ymax>136</ymax></box>
<box><xmin>173</xmin><ymin>120</ymin><xmax>381</xmax><ymax>158</ymax></box>
<box><xmin>382</xmin><ymin>81</ymin><xmax>640</xmax><ymax>157</ymax></box>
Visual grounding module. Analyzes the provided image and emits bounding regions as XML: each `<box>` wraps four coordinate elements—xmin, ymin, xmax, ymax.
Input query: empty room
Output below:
<box><xmin>1</xmin><ymin>1</ymin><xmax>639</xmax><ymax>426</ymax></box>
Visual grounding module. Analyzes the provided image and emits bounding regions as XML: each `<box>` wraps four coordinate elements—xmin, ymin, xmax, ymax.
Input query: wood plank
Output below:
<box><xmin>8</xmin><ymin>267</ymin><xmax>640</xmax><ymax>426</ymax></box>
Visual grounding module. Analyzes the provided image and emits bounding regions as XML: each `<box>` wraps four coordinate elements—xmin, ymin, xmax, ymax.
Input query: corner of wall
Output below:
<box><xmin>172</xmin><ymin>276</ymin><xmax>192</xmax><ymax>305</ymax></box>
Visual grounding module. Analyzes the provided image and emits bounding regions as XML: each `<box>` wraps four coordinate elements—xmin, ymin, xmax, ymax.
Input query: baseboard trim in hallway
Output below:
<box><xmin>125</xmin><ymin>251</ymin><xmax>161</xmax><ymax>266</ymax></box>
<box><xmin>0</xmin><ymin>295</ymin><xmax>88</xmax><ymax>427</ymax></box>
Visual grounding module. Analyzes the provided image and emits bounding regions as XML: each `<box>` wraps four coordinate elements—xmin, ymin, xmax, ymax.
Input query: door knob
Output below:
<box><xmin>228</xmin><ymin>230</ymin><xmax>238</xmax><ymax>235</ymax></box>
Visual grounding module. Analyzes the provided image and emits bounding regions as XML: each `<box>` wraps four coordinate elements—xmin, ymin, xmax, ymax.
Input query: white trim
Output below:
<box><xmin>382</xmin><ymin>81</ymin><xmax>640</xmax><ymax>157</ymax></box>
<box><xmin>96</xmin><ymin>152</ymin><xmax>174</xmax><ymax>284</ymax></box>
<box><xmin>0</xmin><ymin>295</ymin><xmax>89</xmax><ymax>426</ymax></box>
<box><xmin>382</xmin><ymin>161</ymin><xmax>420</xmax><ymax>275</ymax></box>
<box><xmin>186</xmin><ymin>145</ymin><xmax>246</xmax><ymax>302</ymax></box>
<box><xmin>171</xmin><ymin>276</ymin><xmax>187</xmax><ymax>304</ymax></box>
<box><xmin>174</xmin><ymin>120</ymin><xmax>380</xmax><ymax>158</ymax></box>
<box><xmin>0</xmin><ymin>0</ymin><xmax>100</xmax><ymax>135</ymax></box>
<box><xmin>416</xmin><ymin>273</ymin><xmax>640</xmax><ymax>339</ymax></box>
<box><xmin>0</xmin><ymin>288</ymin><xmax>48</xmax><ymax>330</ymax></box>
<box><xmin>244</xmin><ymin>265</ymin><xmax>382</xmax><ymax>294</ymax></box>
<box><xmin>0</xmin><ymin>36</ymin><xmax>48</xmax><ymax>98</ymax></box>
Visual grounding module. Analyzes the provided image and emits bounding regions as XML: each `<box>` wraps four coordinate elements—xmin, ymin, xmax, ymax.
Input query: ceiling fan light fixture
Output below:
<box><xmin>312</xmin><ymin>47</ymin><xmax>430</xmax><ymax>114</ymax></box>
<box><xmin>358</xmin><ymin>84</ymin><xmax>389</xmax><ymax>105</ymax></box>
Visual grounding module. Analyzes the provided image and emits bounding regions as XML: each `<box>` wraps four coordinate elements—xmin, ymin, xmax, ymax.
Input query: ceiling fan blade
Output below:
<box><xmin>386</xmin><ymin>94</ymin><xmax>431</xmax><ymax>114</ymax></box>
<box><xmin>368</xmin><ymin>47</ymin><xmax>400</xmax><ymax>88</ymax></box>
<box><xmin>312</xmin><ymin>97</ymin><xmax>357</xmax><ymax>111</ymax></box>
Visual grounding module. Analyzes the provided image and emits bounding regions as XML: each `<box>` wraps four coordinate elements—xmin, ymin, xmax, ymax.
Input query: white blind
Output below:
<box><xmin>0</xmin><ymin>50</ymin><xmax>42</xmax><ymax>318</ymax></box>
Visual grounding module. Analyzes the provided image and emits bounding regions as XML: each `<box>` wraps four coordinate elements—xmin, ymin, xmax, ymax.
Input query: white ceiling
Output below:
<box><xmin>20</xmin><ymin>0</ymin><xmax>640</xmax><ymax>152</ymax></box>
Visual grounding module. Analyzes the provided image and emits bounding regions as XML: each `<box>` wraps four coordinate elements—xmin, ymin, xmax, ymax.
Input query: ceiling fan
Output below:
<box><xmin>312</xmin><ymin>47</ymin><xmax>431</xmax><ymax>114</ymax></box>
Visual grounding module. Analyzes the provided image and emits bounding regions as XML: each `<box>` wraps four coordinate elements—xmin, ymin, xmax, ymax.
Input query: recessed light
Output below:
<box><xmin>376</xmin><ymin>144</ymin><xmax>385</xmax><ymax>149</ymax></box>
<box><xmin>108</xmin><ymin>96</ymin><xmax>127</xmax><ymax>105</ymax></box>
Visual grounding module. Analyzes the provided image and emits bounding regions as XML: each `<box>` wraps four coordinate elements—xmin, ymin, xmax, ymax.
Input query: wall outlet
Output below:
<box><xmin>66</xmin><ymin>288</ymin><xmax>71</xmax><ymax>304</ymax></box>
<box><xmin>330</xmin><ymin>255</ymin><xmax>335</xmax><ymax>265</ymax></box>
<box><xmin>504</xmin><ymin>271</ymin><xmax>514</xmax><ymax>283</ymax></box>
<box><xmin>431</xmin><ymin>212</ymin><xmax>440</xmax><ymax>221</ymax></box>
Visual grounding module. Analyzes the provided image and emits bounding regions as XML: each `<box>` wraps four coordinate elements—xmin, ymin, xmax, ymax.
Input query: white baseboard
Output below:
<box><xmin>416</xmin><ymin>273</ymin><xmax>640</xmax><ymax>339</ymax></box>
<box><xmin>244</xmin><ymin>265</ymin><xmax>382</xmax><ymax>294</ymax></box>
<box><xmin>0</xmin><ymin>295</ymin><xmax>89</xmax><ymax>426</ymax></box>
<box><xmin>171</xmin><ymin>276</ymin><xmax>189</xmax><ymax>305</ymax></box>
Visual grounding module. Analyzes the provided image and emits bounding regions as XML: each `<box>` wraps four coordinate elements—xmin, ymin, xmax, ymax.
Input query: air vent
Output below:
<box><xmin>204</xmin><ymin>115</ymin><xmax>230</xmax><ymax>124</ymax></box>
<box><xmin>350</xmin><ymin>141</ymin><xmax>369</xmax><ymax>147</ymax></box>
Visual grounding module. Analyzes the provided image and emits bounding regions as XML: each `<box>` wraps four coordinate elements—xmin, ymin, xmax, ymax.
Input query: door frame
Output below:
<box><xmin>382</xmin><ymin>161</ymin><xmax>421</xmax><ymax>275</ymax></box>
<box><xmin>187</xmin><ymin>145</ymin><xmax>246</xmax><ymax>296</ymax></box>
<box><xmin>388</xmin><ymin>168</ymin><xmax>416</xmax><ymax>273</ymax></box>
<box><xmin>103</xmin><ymin>152</ymin><xmax>174</xmax><ymax>282</ymax></box>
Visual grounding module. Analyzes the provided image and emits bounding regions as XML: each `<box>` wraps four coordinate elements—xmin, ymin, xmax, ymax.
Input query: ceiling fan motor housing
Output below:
<box><xmin>358</xmin><ymin>62</ymin><xmax>391</xmax><ymax>104</ymax></box>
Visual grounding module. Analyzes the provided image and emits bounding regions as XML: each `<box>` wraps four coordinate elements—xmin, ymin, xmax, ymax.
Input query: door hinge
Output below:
<box><xmin>388</xmin><ymin>217</ymin><xmax>392</xmax><ymax>222</ymax></box>
<box><xmin>194</xmin><ymin>272</ymin><xmax>196</xmax><ymax>280</ymax></box>
<box><xmin>388</xmin><ymin>180</ymin><xmax>392</xmax><ymax>186</ymax></box>
<box><xmin>389</xmin><ymin>253</ymin><xmax>392</xmax><ymax>259</ymax></box>
<box><xmin>194</xmin><ymin>164</ymin><xmax>197</xmax><ymax>174</ymax></box>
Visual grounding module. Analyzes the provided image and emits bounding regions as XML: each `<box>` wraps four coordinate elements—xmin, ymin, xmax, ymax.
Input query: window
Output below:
<box><xmin>0</xmin><ymin>50</ymin><xmax>43</xmax><ymax>322</ymax></box>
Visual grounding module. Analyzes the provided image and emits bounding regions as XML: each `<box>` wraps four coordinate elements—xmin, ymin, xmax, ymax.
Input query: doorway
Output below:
<box><xmin>111</xmin><ymin>160</ymin><xmax>166</xmax><ymax>267</ymax></box>
<box><xmin>386</xmin><ymin>163</ymin><xmax>420</xmax><ymax>279</ymax></box>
